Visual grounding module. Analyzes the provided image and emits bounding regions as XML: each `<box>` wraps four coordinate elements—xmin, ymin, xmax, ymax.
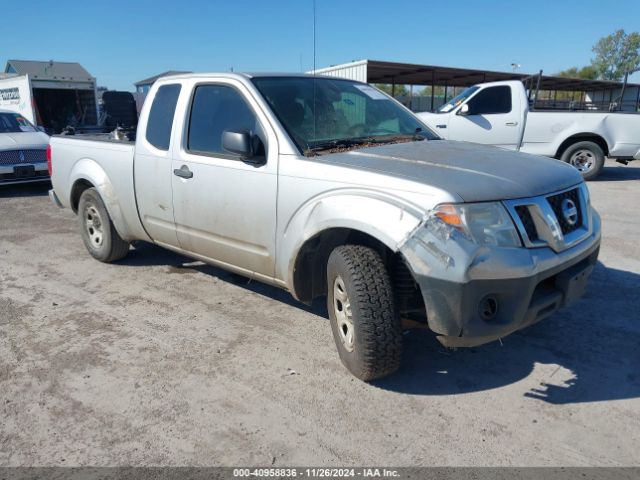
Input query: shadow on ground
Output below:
<box><xmin>121</xmin><ymin>243</ymin><xmax>640</xmax><ymax>405</ymax></box>
<box><xmin>0</xmin><ymin>182</ymin><xmax>51</xmax><ymax>198</ymax></box>
<box><xmin>375</xmin><ymin>261</ymin><xmax>640</xmax><ymax>404</ymax></box>
<box><xmin>593</xmin><ymin>162</ymin><xmax>640</xmax><ymax>182</ymax></box>
<box><xmin>122</xmin><ymin>241</ymin><xmax>327</xmax><ymax>317</ymax></box>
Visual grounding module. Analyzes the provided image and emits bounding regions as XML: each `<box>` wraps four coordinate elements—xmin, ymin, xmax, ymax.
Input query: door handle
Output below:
<box><xmin>505</xmin><ymin>121</ymin><xmax>518</xmax><ymax>126</ymax></box>
<box><xmin>436</xmin><ymin>124</ymin><xmax>447</xmax><ymax>129</ymax></box>
<box><xmin>173</xmin><ymin>165</ymin><xmax>193</xmax><ymax>179</ymax></box>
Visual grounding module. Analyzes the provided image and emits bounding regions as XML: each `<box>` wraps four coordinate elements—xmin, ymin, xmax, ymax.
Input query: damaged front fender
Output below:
<box><xmin>279</xmin><ymin>188</ymin><xmax>430</xmax><ymax>294</ymax></box>
<box><xmin>399</xmin><ymin>211</ymin><xmax>489</xmax><ymax>337</ymax></box>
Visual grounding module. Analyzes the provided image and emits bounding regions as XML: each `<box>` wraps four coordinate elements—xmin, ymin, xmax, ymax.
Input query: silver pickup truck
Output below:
<box><xmin>49</xmin><ymin>73</ymin><xmax>601</xmax><ymax>381</ymax></box>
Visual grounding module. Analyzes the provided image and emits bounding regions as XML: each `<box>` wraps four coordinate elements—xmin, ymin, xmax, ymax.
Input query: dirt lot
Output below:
<box><xmin>1</xmin><ymin>160</ymin><xmax>639</xmax><ymax>467</ymax></box>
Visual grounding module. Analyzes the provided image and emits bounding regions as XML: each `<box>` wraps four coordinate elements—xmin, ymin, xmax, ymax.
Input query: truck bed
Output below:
<box><xmin>53</xmin><ymin>132</ymin><xmax>135</xmax><ymax>144</ymax></box>
<box><xmin>523</xmin><ymin>110</ymin><xmax>640</xmax><ymax>159</ymax></box>
<box><xmin>49</xmin><ymin>135</ymin><xmax>147</xmax><ymax>241</ymax></box>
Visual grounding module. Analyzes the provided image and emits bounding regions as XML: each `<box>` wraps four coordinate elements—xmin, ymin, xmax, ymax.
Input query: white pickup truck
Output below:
<box><xmin>49</xmin><ymin>73</ymin><xmax>601</xmax><ymax>381</ymax></box>
<box><xmin>418</xmin><ymin>80</ymin><xmax>640</xmax><ymax>180</ymax></box>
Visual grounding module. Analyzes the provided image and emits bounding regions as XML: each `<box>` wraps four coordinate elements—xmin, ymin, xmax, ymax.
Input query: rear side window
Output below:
<box><xmin>466</xmin><ymin>86</ymin><xmax>512</xmax><ymax>115</ymax></box>
<box><xmin>146</xmin><ymin>84</ymin><xmax>181</xmax><ymax>150</ymax></box>
<box><xmin>187</xmin><ymin>84</ymin><xmax>258</xmax><ymax>156</ymax></box>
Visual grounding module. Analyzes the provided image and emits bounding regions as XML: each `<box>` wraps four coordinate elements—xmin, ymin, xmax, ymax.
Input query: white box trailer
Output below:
<box><xmin>0</xmin><ymin>75</ymin><xmax>34</xmax><ymax>123</ymax></box>
<box><xmin>0</xmin><ymin>73</ymin><xmax>98</xmax><ymax>133</ymax></box>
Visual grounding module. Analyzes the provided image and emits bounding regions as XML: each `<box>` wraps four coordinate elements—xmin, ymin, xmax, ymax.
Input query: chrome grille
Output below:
<box><xmin>514</xmin><ymin>205</ymin><xmax>538</xmax><ymax>242</ymax></box>
<box><xmin>504</xmin><ymin>184</ymin><xmax>592</xmax><ymax>253</ymax></box>
<box><xmin>0</xmin><ymin>149</ymin><xmax>47</xmax><ymax>165</ymax></box>
<box><xmin>547</xmin><ymin>188</ymin><xmax>582</xmax><ymax>235</ymax></box>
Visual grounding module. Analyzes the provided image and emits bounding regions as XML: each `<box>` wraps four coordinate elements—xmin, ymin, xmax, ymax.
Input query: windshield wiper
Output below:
<box><xmin>375</xmin><ymin>131</ymin><xmax>426</xmax><ymax>142</ymax></box>
<box><xmin>306</xmin><ymin>131</ymin><xmax>425</xmax><ymax>155</ymax></box>
<box><xmin>306</xmin><ymin>138</ymin><xmax>370</xmax><ymax>152</ymax></box>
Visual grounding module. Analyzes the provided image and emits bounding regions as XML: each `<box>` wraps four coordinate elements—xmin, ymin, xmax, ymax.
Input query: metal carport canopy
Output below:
<box><xmin>363</xmin><ymin>59</ymin><xmax>637</xmax><ymax>92</ymax></box>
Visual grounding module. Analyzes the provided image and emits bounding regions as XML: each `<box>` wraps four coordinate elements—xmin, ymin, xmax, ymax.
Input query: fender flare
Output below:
<box><xmin>68</xmin><ymin>158</ymin><xmax>133</xmax><ymax>241</ymax></box>
<box><xmin>277</xmin><ymin>188</ymin><xmax>427</xmax><ymax>292</ymax></box>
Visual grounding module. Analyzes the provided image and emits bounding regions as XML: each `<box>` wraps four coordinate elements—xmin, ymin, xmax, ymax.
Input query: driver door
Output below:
<box><xmin>448</xmin><ymin>85</ymin><xmax>522</xmax><ymax>150</ymax></box>
<box><xmin>170</xmin><ymin>82</ymin><xmax>278</xmax><ymax>278</ymax></box>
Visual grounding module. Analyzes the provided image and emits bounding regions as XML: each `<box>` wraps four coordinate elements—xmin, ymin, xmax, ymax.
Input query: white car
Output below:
<box><xmin>417</xmin><ymin>80</ymin><xmax>640</xmax><ymax>180</ymax></box>
<box><xmin>0</xmin><ymin>109</ymin><xmax>50</xmax><ymax>185</ymax></box>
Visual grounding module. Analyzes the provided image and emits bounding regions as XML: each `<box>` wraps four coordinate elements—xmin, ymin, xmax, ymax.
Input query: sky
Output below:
<box><xmin>2</xmin><ymin>0</ymin><xmax>640</xmax><ymax>91</ymax></box>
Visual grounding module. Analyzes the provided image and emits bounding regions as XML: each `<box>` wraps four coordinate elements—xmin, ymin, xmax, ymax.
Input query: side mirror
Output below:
<box><xmin>221</xmin><ymin>130</ymin><xmax>266</xmax><ymax>166</ymax></box>
<box><xmin>222</xmin><ymin>130</ymin><xmax>253</xmax><ymax>157</ymax></box>
<box><xmin>457</xmin><ymin>104</ymin><xmax>470</xmax><ymax>116</ymax></box>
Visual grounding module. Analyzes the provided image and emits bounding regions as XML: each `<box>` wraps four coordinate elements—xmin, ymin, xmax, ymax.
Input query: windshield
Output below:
<box><xmin>252</xmin><ymin>77</ymin><xmax>437</xmax><ymax>153</ymax></box>
<box><xmin>0</xmin><ymin>112</ymin><xmax>37</xmax><ymax>133</ymax></box>
<box><xmin>437</xmin><ymin>86</ymin><xmax>479</xmax><ymax>113</ymax></box>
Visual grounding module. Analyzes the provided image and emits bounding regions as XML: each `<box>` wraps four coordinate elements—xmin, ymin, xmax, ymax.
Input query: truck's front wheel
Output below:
<box><xmin>560</xmin><ymin>141</ymin><xmax>605</xmax><ymax>180</ymax></box>
<box><xmin>78</xmin><ymin>188</ymin><xmax>130</xmax><ymax>263</ymax></box>
<box><xmin>326</xmin><ymin>245</ymin><xmax>402</xmax><ymax>381</ymax></box>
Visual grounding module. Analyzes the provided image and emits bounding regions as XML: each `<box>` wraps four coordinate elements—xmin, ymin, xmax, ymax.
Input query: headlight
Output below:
<box><xmin>433</xmin><ymin>202</ymin><xmax>521</xmax><ymax>247</ymax></box>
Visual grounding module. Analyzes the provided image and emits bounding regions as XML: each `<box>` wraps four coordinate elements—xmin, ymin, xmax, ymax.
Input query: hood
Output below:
<box><xmin>0</xmin><ymin>131</ymin><xmax>50</xmax><ymax>150</ymax></box>
<box><xmin>311</xmin><ymin>140</ymin><xmax>582</xmax><ymax>203</ymax></box>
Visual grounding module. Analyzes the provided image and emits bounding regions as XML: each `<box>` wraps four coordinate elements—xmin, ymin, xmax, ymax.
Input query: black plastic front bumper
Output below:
<box><xmin>421</xmin><ymin>243</ymin><xmax>599</xmax><ymax>347</ymax></box>
<box><xmin>401</xmin><ymin>209</ymin><xmax>601</xmax><ymax>348</ymax></box>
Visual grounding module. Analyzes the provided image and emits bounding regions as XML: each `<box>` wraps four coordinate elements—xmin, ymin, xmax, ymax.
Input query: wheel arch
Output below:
<box><xmin>555</xmin><ymin>133</ymin><xmax>609</xmax><ymax>159</ymax></box>
<box><xmin>291</xmin><ymin>227</ymin><xmax>399</xmax><ymax>304</ymax></box>
<box><xmin>67</xmin><ymin>158</ymin><xmax>132</xmax><ymax>241</ymax></box>
<box><xmin>70</xmin><ymin>178</ymin><xmax>95</xmax><ymax>213</ymax></box>
<box><xmin>281</xmin><ymin>189</ymin><xmax>427</xmax><ymax>303</ymax></box>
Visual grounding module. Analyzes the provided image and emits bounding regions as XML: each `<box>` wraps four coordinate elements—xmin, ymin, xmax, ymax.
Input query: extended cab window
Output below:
<box><xmin>187</xmin><ymin>85</ymin><xmax>259</xmax><ymax>157</ymax></box>
<box><xmin>466</xmin><ymin>86</ymin><xmax>512</xmax><ymax>115</ymax></box>
<box><xmin>146</xmin><ymin>84</ymin><xmax>181</xmax><ymax>150</ymax></box>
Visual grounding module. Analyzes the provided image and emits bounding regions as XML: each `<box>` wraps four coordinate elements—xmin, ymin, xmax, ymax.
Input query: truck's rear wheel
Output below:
<box><xmin>326</xmin><ymin>245</ymin><xmax>402</xmax><ymax>381</ymax></box>
<box><xmin>78</xmin><ymin>188</ymin><xmax>130</xmax><ymax>262</ymax></box>
<box><xmin>560</xmin><ymin>141</ymin><xmax>605</xmax><ymax>180</ymax></box>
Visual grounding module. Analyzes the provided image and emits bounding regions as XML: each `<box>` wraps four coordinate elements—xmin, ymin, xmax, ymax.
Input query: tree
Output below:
<box><xmin>556</xmin><ymin>65</ymin><xmax>599</xmax><ymax>80</ymax></box>
<box><xmin>590</xmin><ymin>29</ymin><xmax>640</xmax><ymax>80</ymax></box>
<box><xmin>374</xmin><ymin>83</ymin><xmax>407</xmax><ymax>97</ymax></box>
<box><xmin>418</xmin><ymin>85</ymin><xmax>447</xmax><ymax>96</ymax></box>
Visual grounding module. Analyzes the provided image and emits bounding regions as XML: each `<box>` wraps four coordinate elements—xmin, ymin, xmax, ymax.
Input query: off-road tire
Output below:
<box><xmin>78</xmin><ymin>188</ymin><xmax>130</xmax><ymax>262</ymax></box>
<box><xmin>326</xmin><ymin>245</ymin><xmax>402</xmax><ymax>381</ymax></box>
<box><xmin>560</xmin><ymin>140</ymin><xmax>605</xmax><ymax>181</ymax></box>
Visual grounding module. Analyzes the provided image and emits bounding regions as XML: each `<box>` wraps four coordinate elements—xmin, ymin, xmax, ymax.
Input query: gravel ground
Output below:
<box><xmin>1</xmin><ymin>160</ymin><xmax>639</xmax><ymax>467</ymax></box>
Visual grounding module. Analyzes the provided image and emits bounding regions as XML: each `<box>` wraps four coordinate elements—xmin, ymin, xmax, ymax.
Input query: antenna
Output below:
<box><xmin>312</xmin><ymin>0</ymin><xmax>317</xmax><ymax>74</ymax></box>
<box><xmin>312</xmin><ymin>0</ymin><xmax>317</xmax><ymax>144</ymax></box>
